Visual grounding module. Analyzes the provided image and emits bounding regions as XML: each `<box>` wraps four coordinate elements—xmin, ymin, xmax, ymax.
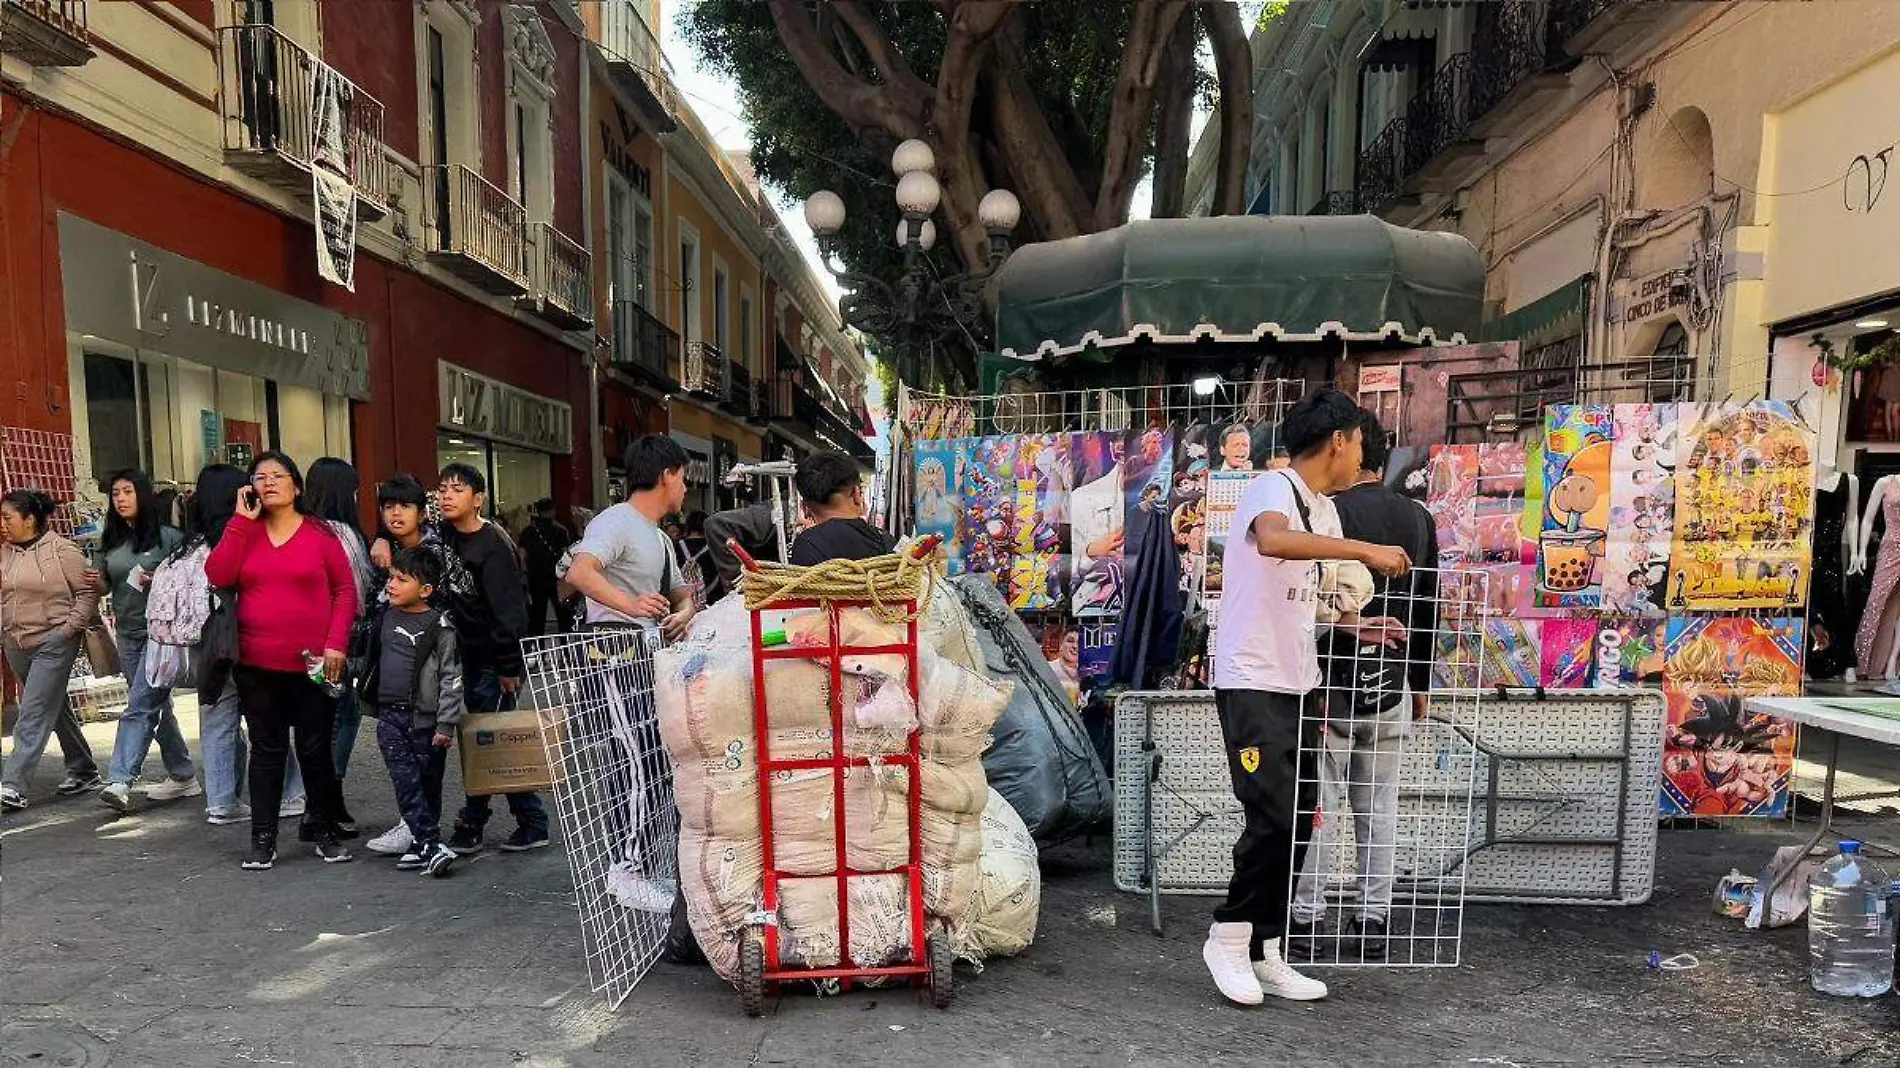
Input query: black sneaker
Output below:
<box><xmin>394</xmin><ymin>849</ymin><xmax>427</xmax><ymax>871</ymax></box>
<box><xmin>334</xmin><ymin>801</ymin><xmax>359</xmax><ymax>839</ymax></box>
<box><xmin>447</xmin><ymin>820</ymin><xmax>484</xmax><ymax>855</ymax></box>
<box><xmin>1346</xmin><ymin>916</ymin><xmax>1388</xmax><ymax>960</ymax></box>
<box><xmin>1284</xmin><ymin>917</ymin><xmax>1324</xmax><ymax>962</ymax></box>
<box><xmin>56</xmin><ymin>772</ymin><xmax>103</xmax><ymax>796</ymax></box>
<box><xmin>242</xmin><ymin>832</ymin><xmax>277</xmax><ymax>871</ymax></box>
<box><xmin>498</xmin><ymin>826</ymin><xmax>551</xmax><ymax>853</ymax></box>
<box><xmin>313</xmin><ymin>831</ymin><xmax>354</xmax><ymax>864</ymax></box>
<box><xmin>419</xmin><ymin>842</ymin><xmax>457</xmax><ymax>878</ymax></box>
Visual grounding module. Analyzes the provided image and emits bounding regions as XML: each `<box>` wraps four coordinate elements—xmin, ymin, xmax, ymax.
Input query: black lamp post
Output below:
<box><xmin>803</xmin><ymin>139</ymin><xmax>1020</xmax><ymax>389</ymax></box>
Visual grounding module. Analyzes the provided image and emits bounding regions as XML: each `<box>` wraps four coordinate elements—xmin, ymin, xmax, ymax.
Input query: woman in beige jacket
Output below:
<box><xmin>1</xmin><ymin>489</ymin><xmax>102</xmax><ymax>810</ymax></box>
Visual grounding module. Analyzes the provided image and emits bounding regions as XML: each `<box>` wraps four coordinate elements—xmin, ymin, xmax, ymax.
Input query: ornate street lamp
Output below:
<box><xmin>803</xmin><ymin>140</ymin><xmax>1020</xmax><ymax>389</ymax></box>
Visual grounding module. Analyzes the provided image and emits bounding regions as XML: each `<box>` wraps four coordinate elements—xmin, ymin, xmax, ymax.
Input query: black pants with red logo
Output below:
<box><xmin>1211</xmin><ymin>688</ymin><xmax>1320</xmax><ymax>957</ymax></box>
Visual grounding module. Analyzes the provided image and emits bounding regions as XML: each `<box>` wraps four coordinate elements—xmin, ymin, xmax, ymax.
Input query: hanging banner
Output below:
<box><xmin>1661</xmin><ymin>616</ymin><xmax>1804</xmax><ymax>817</ymax></box>
<box><xmin>1005</xmin><ymin>433</ymin><xmax>1068</xmax><ymax>610</ymax></box>
<box><xmin>313</xmin><ymin>166</ymin><xmax>358</xmax><ymax>292</ymax></box>
<box><xmin>913</xmin><ymin>439</ymin><xmax>964</xmax><ymax>573</ymax></box>
<box><xmin>1666</xmin><ymin>401</ymin><xmax>1816</xmax><ymax>612</ymax></box>
<box><xmin>311</xmin><ymin>63</ymin><xmax>351</xmax><ymax>172</ymax></box>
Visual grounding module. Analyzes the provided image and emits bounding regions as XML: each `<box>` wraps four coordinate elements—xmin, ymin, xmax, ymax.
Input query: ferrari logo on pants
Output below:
<box><xmin>1238</xmin><ymin>746</ymin><xmax>1260</xmax><ymax>774</ymax></box>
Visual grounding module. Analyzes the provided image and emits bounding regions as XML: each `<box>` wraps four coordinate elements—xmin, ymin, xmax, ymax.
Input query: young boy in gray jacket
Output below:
<box><xmin>357</xmin><ymin>547</ymin><xmax>465</xmax><ymax>877</ymax></box>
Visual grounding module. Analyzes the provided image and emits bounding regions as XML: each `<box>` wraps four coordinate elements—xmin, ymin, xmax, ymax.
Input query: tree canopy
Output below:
<box><xmin>680</xmin><ymin>0</ymin><xmax>1255</xmax><ymax>318</ymax></box>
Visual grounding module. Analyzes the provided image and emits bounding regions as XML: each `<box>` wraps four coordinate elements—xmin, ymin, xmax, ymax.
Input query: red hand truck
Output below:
<box><xmin>727</xmin><ymin>537</ymin><xmax>953</xmax><ymax>1017</ymax></box>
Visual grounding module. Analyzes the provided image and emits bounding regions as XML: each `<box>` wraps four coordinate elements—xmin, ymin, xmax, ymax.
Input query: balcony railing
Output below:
<box><xmin>217</xmin><ymin>24</ymin><xmax>389</xmax><ymax>217</ymax></box>
<box><xmin>1</xmin><ymin>0</ymin><xmax>93</xmax><ymax>66</ymax></box>
<box><xmin>682</xmin><ymin>340</ymin><xmax>728</xmax><ymax>400</ymax></box>
<box><xmin>1307</xmin><ymin>191</ymin><xmax>1361</xmax><ymax>216</ymax></box>
<box><xmin>422</xmin><ymin>164</ymin><xmax>529</xmax><ymax>295</ymax></box>
<box><xmin>598</xmin><ymin>0</ymin><xmax>679</xmax><ymax>133</ymax></box>
<box><xmin>724</xmin><ymin>360</ymin><xmax>758</xmax><ymax>420</ymax></box>
<box><xmin>523</xmin><ymin>223</ymin><xmax>593</xmax><ymax>330</ymax></box>
<box><xmin>610</xmin><ymin>300</ymin><xmax>680</xmax><ymax>385</ymax></box>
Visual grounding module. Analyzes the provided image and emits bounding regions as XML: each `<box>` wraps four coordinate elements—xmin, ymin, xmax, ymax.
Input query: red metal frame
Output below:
<box><xmin>734</xmin><ymin>537</ymin><xmax>938</xmax><ymax>992</ymax></box>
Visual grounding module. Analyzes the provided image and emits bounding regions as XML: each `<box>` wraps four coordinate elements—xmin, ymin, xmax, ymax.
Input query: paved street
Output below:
<box><xmin>3</xmin><ymin>710</ymin><xmax>1897</xmax><ymax>1067</ymax></box>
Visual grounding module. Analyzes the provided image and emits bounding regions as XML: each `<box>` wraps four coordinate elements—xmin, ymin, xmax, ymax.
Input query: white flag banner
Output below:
<box><xmin>313</xmin><ymin>166</ymin><xmax>357</xmax><ymax>292</ymax></box>
<box><xmin>311</xmin><ymin>63</ymin><xmax>351</xmax><ymax>173</ymax></box>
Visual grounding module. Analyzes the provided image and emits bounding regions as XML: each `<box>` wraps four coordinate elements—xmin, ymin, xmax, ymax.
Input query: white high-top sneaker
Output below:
<box><xmin>1253</xmin><ymin>937</ymin><xmax>1329</xmax><ymax>1001</ymax></box>
<box><xmin>1202</xmin><ymin>922</ymin><xmax>1264</xmax><ymax>1006</ymax></box>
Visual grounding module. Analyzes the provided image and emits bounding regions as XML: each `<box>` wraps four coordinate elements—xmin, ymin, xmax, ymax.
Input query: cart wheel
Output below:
<box><xmin>739</xmin><ymin>928</ymin><xmax>767</xmax><ymax>1018</ymax></box>
<box><xmin>926</xmin><ymin>934</ymin><xmax>954</xmax><ymax>1009</ymax></box>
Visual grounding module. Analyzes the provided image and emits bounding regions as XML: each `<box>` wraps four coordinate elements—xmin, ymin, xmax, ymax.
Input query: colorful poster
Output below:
<box><xmin>1535</xmin><ymin>405</ymin><xmax>1614</xmax><ymax>609</ymax></box>
<box><xmin>1004</xmin><ymin>433</ymin><xmax>1069</xmax><ymax>609</ymax></box>
<box><xmin>1170</xmin><ymin>428</ymin><xmax>1210</xmax><ymax>598</ymax></box>
<box><xmin>1480</xmin><ymin>618</ymin><xmax>1541</xmax><ymax>688</ymax></box>
<box><xmin>1203</xmin><ymin>470</ymin><xmax>1266</xmax><ymax>602</ymax></box>
<box><xmin>1602</xmin><ymin>404</ymin><xmax>1677</xmax><ymax>617</ymax></box>
<box><xmin>1424</xmin><ymin>444</ymin><xmax>1479</xmax><ymax>562</ymax></box>
<box><xmin>1592</xmin><ymin>617</ymin><xmax>1667</xmax><ymax>689</ymax></box>
<box><xmin>1667</xmin><ymin>402</ymin><xmax>1817</xmax><ymax>612</ymax></box>
<box><xmin>913</xmin><ymin>439</ymin><xmax>964</xmax><ymax>573</ymax></box>
<box><xmin>958</xmin><ymin>436</ymin><xmax>1015</xmax><ymax>580</ymax></box>
<box><xmin>1069</xmin><ymin>431</ymin><xmax>1125</xmax><ymax>616</ymax></box>
<box><xmin>1122</xmin><ymin>427</ymin><xmax>1175</xmax><ymax>563</ymax></box>
<box><xmin>1661</xmin><ymin>616</ymin><xmax>1804</xmax><ymax>817</ymax></box>
<box><xmin>1539</xmin><ymin>617</ymin><xmax>1598</xmax><ymax>688</ymax></box>
<box><xmin>1432</xmin><ymin>631</ymin><xmax>1483</xmax><ymax>690</ymax></box>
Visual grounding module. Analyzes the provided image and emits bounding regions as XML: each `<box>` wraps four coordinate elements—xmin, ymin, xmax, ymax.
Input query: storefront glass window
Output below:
<box><xmin>82</xmin><ymin>353</ymin><xmax>147</xmax><ymax>482</ymax></box>
<box><xmin>435</xmin><ymin>431</ymin><xmax>552</xmax><ymax>538</ymax></box>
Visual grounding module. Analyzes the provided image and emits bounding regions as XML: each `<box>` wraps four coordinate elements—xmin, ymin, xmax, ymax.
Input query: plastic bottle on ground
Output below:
<box><xmin>1806</xmin><ymin>840</ymin><xmax>1895</xmax><ymax>998</ymax></box>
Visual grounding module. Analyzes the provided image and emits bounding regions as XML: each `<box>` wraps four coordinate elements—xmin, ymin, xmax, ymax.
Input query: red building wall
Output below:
<box><xmin>321</xmin><ymin>0</ymin><xmax>420</xmax><ymax>161</ymax></box>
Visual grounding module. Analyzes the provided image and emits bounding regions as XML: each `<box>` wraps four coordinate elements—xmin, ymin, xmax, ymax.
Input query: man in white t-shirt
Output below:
<box><xmin>1202</xmin><ymin>388</ymin><xmax>1412</xmax><ymax>1007</ymax></box>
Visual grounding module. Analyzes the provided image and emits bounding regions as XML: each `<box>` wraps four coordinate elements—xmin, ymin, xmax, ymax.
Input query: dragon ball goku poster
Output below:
<box><xmin>1660</xmin><ymin>616</ymin><xmax>1804</xmax><ymax>817</ymax></box>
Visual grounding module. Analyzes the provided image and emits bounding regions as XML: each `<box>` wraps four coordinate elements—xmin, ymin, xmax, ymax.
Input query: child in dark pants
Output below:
<box><xmin>356</xmin><ymin>548</ymin><xmax>465</xmax><ymax>877</ymax></box>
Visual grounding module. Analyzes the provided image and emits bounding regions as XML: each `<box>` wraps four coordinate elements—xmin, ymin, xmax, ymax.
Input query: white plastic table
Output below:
<box><xmin>1741</xmin><ymin>696</ymin><xmax>1900</xmax><ymax>908</ymax></box>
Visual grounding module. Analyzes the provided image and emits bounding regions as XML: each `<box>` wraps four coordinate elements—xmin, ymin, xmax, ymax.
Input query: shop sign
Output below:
<box><xmin>57</xmin><ymin>213</ymin><xmax>371</xmax><ymax>400</ymax></box>
<box><xmin>1358</xmin><ymin>365</ymin><xmax>1402</xmax><ymax>392</ymax></box>
<box><xmin>1619</xmin><ymin>268</ymin><xmax>1693</xmax><ymax>325</ymax></box>
<box><xmin>438</xmin><ymin>362</ymin><xmax>574</xmax><ymax>455</ymax></box>
<box><xmin>671</xmin><ymin>430</ymin><xmax>715</xmax><ymax>484</ymax></box>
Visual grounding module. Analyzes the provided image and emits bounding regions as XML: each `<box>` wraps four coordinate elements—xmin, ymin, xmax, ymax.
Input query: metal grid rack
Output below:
<box><xmin>898</xmin><ymin>378</ymin><xmax>1310</xmax><ymax>441</ymax></box>
<box><xmin>520</xmin><ymin>627</ymin><xmax>675</xmax><ymax>1010</ymax></box>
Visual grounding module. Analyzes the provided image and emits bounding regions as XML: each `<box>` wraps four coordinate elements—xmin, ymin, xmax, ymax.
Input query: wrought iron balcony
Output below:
<box><xmin>609</xmin><ymin>300</ymin><xmax>680</xmax><ymax>386</ymax></box>
<box><xmin>723</xmin><ymin>360</ymin><xmax>761</xmax><ymax>420</ymax></box>
<box><xmin>598</xmin><ymin>0</ymin><xmax>679</xmax><ymax>134</ymax></box>
<box><xmin>682</xmin><ymin>340</ymin><xmax>728</xmax><ymax>400</ymax></box>
<box><xmin>217</xmin><ymin>25</ymin><xmax>390</xmax><ymax>218</ymax></box>
<box><xmin>1</xmin><ymin>0</ymin><xmax>92</xmax><ymax>66</ymax></box>
<box><xmin>522</xmin><ymin>223</ymin><xmax>593</xmax><ymax>330</ymax></box>
<box><xmin>770</xmin><ymin>369</ymin><xmax>823</xmax><ymax>428</ymax></box>
<box><xmin>1547</xmin><ymin>0</ymin><xmax>1661</xmax><ymax>57</ymax></box>
<box><xmin>422</xmin><ymin>163</ymin><xmax>529</xmax><ymax>296</ymax></box>
<box><xmin>1307</xmin><ymin>191</ymin><xmax>1361</xmax><ymax>216</ymax></box>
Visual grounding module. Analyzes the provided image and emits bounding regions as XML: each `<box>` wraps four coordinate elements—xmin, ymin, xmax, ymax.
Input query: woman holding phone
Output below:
<box><xmin>205</xmin><ymin>452</ymin><xmax>360</xmax><ymax>870</ymax></box>
<box><xmin>89</xmin><ymin>468</ymin><xmax>195</xmax><ymax>813</ymax></box>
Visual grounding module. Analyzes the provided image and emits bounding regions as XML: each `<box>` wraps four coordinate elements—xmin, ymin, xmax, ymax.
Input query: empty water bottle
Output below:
<box><xmin>1806</xmin><ymin>840</ymin><xmax>1895</xmax><ymax>997</ymax></box>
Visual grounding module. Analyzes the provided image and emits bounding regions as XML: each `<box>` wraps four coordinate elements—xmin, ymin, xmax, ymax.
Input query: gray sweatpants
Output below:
<box><xmin>1292</xmin><ymin>703</ymin><xmax>1406</xmax><ymax>923</ymax></box>
<box><xmin>4</xmin><ymin>634</ymin><xmax>95</xmax><ymax>792</ymax></box>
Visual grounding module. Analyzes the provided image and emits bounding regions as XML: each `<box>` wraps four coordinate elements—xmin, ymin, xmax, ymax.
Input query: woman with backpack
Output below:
<box><xmin>88</xmin><ymin>469</ymin><xmax>195</xmax><ymax>813</ymax></box>
<box><xmin>305</xmin><ymin>457</ymin><xmax>375</xmax><ymax>836</ymax></box>
<box><xmin>177</xmin><ymin>464</ymin><xmax>306</xmax><ymax>827</ymax></box>
<box><xmin>206</xmin><ymin>452</ymin><xmax>360</xmax><ymax>870</ymax></box>
<box><xmin>0</xmin><ymin>489</ymin><xmax>102</xmax><ymax>811</ymax></box>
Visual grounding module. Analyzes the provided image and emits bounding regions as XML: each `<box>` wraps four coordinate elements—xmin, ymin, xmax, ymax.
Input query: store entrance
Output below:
<box><xmin>436</xmin><ymin>431</ymin><xmax>553</xmax><ymax>539</ymax></box>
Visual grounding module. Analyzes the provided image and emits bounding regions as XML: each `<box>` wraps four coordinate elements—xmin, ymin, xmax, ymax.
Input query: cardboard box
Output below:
<box><xmin>459</xmin><ymin>708</ymin><xmax>560</xmax><ymax>795</ymax></box>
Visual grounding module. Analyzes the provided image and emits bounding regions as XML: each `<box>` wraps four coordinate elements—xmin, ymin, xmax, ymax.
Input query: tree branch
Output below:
<box><xmin>764</xmin><ymin>0</ymin><xmax>926</xmax><ymax>140</ymax></box>
<box><xmin>987</xmin><ymin>22</ymin><xmax>1090</xmax><ymax>240</ymax></box>
<box><xmin>930</xmin><ymin>2</ymin><xmax>1016</xmax><ymax>271</ymax></box>
<box><xmin>1093</xmin><ymin>0</ymin><xmax>1190</xmax><ymax>230</ymax></box>
<box><xmin>1201</xmin><ymin>0</ymin><xmax>1255</xmax><ymax>216</ymax></box>
<box><xmin>1149</xmin><ymin>14</ymin><xmax>1197</xmax><ymax>218</ymax></box>
<box><xmin>831</xmin><ymin>0</ymin><xmax>932</xmax><ymax>99</ymax></box>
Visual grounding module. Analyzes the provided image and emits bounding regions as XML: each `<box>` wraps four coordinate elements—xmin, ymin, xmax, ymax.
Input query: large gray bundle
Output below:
<box><xmin>949</xmin><ymin>576</ymin><xmax>1112</xmax><ymax>843</ymax></box>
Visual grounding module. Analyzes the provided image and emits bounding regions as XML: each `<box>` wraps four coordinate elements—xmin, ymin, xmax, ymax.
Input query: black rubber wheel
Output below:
<box><xmin>927</xmin><ymin>934</ymin><xmax>954</xmax><ymax>1009</ymax></box>
<box><xmin>739</xmin><ymin>929</ymin><xmax>767</xmax><ymax>1018</ymax></box>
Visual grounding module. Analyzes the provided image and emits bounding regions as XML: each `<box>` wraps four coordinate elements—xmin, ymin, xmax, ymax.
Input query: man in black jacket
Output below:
<box><xmin>1289</xmin><ymin>409</ymin><xmax>1437</xmax><ymax>960</ymax></box>
<box><xmin>435</xmin><ymin>462</ymin><xmax>547</xmax><ymax>854</ymax></box>
<box><xmin>519</xmin><ymin>497</ymin><xmax>572</xmax><ymax>636</ymax></box>
<box><xmin>788</xmin><ymin>451</ymin><xmax>892</xmax><ymax>565</ymax></box>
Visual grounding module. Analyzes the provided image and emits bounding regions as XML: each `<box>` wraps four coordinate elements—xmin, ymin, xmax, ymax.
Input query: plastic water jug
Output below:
<box><xmin>1806</xmin><ymin>841</ymin><xmax>1895</xmax><ymax>997</ymax></box>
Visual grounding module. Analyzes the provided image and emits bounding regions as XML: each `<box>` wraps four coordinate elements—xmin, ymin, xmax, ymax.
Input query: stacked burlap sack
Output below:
<box><xmin>655</xmin><ymin>594</ymin><xmax>1015</xmax><ymax>981</ymax></box>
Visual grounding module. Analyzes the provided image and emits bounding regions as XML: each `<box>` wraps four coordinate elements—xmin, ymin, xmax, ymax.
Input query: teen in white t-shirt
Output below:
<box><xmin>1199</xmin><ymin>388</ymin><xmax>1412</xmax><ymax>1010</ymax></box>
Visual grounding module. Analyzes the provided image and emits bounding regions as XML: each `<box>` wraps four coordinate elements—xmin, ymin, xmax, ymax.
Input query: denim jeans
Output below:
<box><xmin>3</xmin><ymin>634</ymin><xmax>96</xmax><ymax>791</ymax></box>
<box><xmin>107</xmin><ymin>634</ymin><xmax>196</xmax><ymax>787</ymax></box>
<box><xmin>455</xmin><ymin>660</ymin><xmax>547</xmax><ymax>835</ymax></box>
<box><xmin>332</xmin><ymin>685</ymin><xmax>362</xmax><ymax>778</ymax></box>
<box><xmin>1292</xmin><ymin>704</ymin><xmax>1407</xmax><ymax>924</ymax></box>
<box><xmin>199</xmin><ymin>681</ymin><xmax>305</xmax><ymax>816</ymax></box>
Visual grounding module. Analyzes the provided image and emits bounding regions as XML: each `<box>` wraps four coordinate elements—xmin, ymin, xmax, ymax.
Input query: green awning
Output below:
<box><xmin>1478</xmin><ymin>275</ymin><xmax>1592</xmax><ymax>346</ymax></box>
<box><xmin>995</xmin><ymin>215</ymin><xmax>1486</xmax><ymax>362</ymax></box>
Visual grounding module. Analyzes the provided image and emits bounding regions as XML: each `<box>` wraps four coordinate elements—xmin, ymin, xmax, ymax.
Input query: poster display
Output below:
<box><xmin>1602</xmin><ymin>403</ymin><xmax>1677</xmax><ymax>616</ymax></box>
<box><xmin>1535</xmin><ymin>405</ymin><xmax>1614</xmax><ymax>609</ymax></box>
<box><xmin>1069</xmin><ymin>431</ymin><xmax>1126</xmax><ymax>616</ymax></box>
<box><xmin>913</xmin><ymin>439</ymin><xmax>964</xmax><ymax>573</ymax></box>
<box><xmin>1661</xmin><ymin>616</ymin><xmax>1804</xmax><ymax>817</ymax></box>
<box><xmin>1003</xmin><ymin>433</ymin><xmax>1069</xmax><ymax>610</ymax></box>
<box><xmin>1667</xmin><ymin>401</ymin><xmax>1816</xmax><ymax>612</ymax></box>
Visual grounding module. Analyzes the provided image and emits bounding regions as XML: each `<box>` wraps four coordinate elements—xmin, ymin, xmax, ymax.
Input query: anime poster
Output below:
<box><xmin>1535</xmin><ymin>405</ymin><xmax>1615</xmax><ymax>609</ymax></box>
<box><xmin>1592</xmin><ymin>617</ymin><xmax>1668</xmax><ymax>689</ymax></box>
<box><xmin>1004</xmin><ymin>434</ymin><xmax>1069</xmax><ymax>609</ymax></box>
<box><xmin>1661</xmin><ymin>616</ymin><xmax>1804</xmax><ymax>817</ymax></box>
<box><xmin>1069</xmin><ymin>431</ymin><xmax>1126</xmax><ymax>616</ymax></box>
<box><xmin>1602</xmin><ymin>404</ymin><xmax>1678</xmax><ymax>617</ymax></box>
<box><xmin>913</xmin><ymin>440</ymin><xmax>964</xmax><ymax>573</ymax></box>
<box><xmin>1171</xmin><ymin>428</ymin><xmax>1211</xmax><ymax>598</ymax></box>
<box><xmin>958</xmin><ymin>436</ymin><xmax>1016</xmax><ymax>581</ymax></box>
<box><xmin>1079</xmin><ymin>622</ymin><xmax>1116</xmax><ymax>685</ymax></box>
<box><xmin>1122</xmin><ymin>427</ymin><xmax>1176</xmax><ymax>563</ymax></box>
<box><xmin>1480</xmin><ymin>619</ymin><xmax>1541</xmax><ymax>688</ymax></box>
<box><xmin>1667</xmin><ymin>401</ymin><xmax>1817</xmax><ymax>612</ymax></box>
<box><xmin>1539</xmin><ymin>616</ymin><xmax>1599</xmax><ymax>688</ymax></box>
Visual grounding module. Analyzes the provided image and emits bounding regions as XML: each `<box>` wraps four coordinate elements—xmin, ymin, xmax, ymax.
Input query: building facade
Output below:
<box><xmin>1185</xmin><ymin>0</ymin><xmax>1900</xmax><ymax>466</ymax></box>
<box><xmin>2</xmin><ymin>0</ymin><xmax>598</xmax><ymax>533</ymax></box>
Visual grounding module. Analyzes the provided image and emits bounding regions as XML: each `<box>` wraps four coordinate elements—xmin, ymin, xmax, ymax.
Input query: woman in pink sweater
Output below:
<box><xmin>205</xmin><ymin>451</ymin><xmax>359</xmax><ymax>871</ymax></box>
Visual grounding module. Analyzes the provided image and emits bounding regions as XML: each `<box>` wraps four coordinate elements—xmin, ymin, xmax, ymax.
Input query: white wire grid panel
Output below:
<box><xmin>1286</xmin><ymin>568</ymin><xmax>1484</xmax><ymax>969</ymax></box>
<box><xmin>521</xmin><ymin>627</ymin><xmax>675</xmax><ymax>1010</ymax></box>
<box><xmin>901</xmin><ymin>378</ymin><xmax>1309</xmax><ymax>440</ymax></box>
<box><xmin>0</xmin><ymin>427</ymin><xmax>79</xmax><ymax>535</ymax></box>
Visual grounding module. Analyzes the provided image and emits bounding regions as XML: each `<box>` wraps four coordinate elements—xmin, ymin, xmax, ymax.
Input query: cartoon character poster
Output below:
<box><xmin>1005</xmin><ymin>434</ymin><xmax>1070</xmax><ymax>610</ymax></box>
<box><xmin>1661</xmin><ymin>616</ymin><xmax>1804</xmax><ymax>817</ymax></box>
<box><xmin>913</xmin><ymin>440</ymin><xmax>964</xmax><ymax>573</ymax></box>
<box><xmin>1069</xmin><ymin>431</ymin><xmax>1125</xmax><ymax>616</ymax></box>
<box><xmin>1536</xmin><ymin>405</ymin><xmax>1614</xmax><ymax>609</ymax></box>
<box><xmin>1171</xmin><ymin>428</ymin><xmax>1211</xmax><ymax>599</ymax></box>
<box><xmin>1601</xmin><ymin>404</ymin><xmax>1677</xmax><ymax>616</ymax></box>
<box><xmin>1480</xmin><ymin>619</ymin><xmax>1541</xmax><ymax>688</ymax></box>
<box><xmin>1667</xmin><ymin>401</ymin><xmax>1817</xmax><ymax>612</ymax></box>
<box><xmin>958</xmin><ymin>436</ymin><xmax>1016</xmax><ymax>581</ymax></box>
<box><xmin>1425</xmin><ymin>445</ymin><xmax>1479</xmax><ymax>562</ymax></box>
<box><xmin>1540</xmin><ymin>616</ymin><xmax>1598</xmax><ymax>688</ymax></box>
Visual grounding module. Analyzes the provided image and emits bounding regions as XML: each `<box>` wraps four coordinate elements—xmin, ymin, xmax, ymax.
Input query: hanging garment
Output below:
<box><xmin>1853</xmin><ymin>485</ymin><xmax>1900</xmax><ymax>676</ymax></box>
<box><xmin>1108</xmin><ymin>500</ymin><xmax>1185</xmax><ymax>690</ymax></box>
<box><xmin>1808</xmin><ymin>477</ymin><xmax>1857</xmax><ymax>679</ymax></box>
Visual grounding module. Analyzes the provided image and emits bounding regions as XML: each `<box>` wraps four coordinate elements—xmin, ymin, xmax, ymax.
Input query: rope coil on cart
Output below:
<box><xmin>737</xmin><ymin>543</ymin><xmax>944</xmax><ymax>622</ymax></box>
